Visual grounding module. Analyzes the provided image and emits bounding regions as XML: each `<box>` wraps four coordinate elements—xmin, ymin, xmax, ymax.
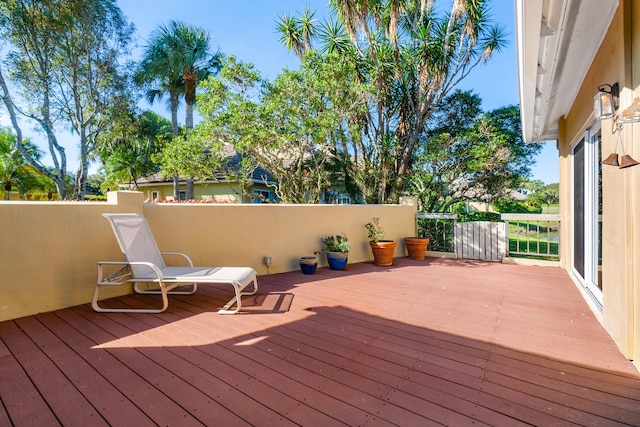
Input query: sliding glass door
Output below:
<box><xmin>572</xmin><ymin>124</ymin><xmax>603</xmax><ymax>309</ymax></box>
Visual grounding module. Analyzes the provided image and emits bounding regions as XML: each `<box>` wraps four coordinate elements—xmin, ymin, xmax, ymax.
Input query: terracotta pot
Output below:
<box><xmin>369</xmin><ymin>240</ymin><xmax>397</xmax><ymax>266</ymax></box>
<box><xmin>404</xmin><ymin>237</ymin><xmax>430</xmax><ymax>260</ymax></box>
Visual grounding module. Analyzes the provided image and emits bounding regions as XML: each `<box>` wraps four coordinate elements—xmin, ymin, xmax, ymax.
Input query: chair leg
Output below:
<box><xmin>241</xmin><ymin>278</ymin><xmax>258</xmax><ymax>296</ymax></box>
<box><xmin>217</xmin><ymin>278</ymin><xmax>258</xmax><ymax>314</ymax></box>
<box><xmin>218</xmin><ymin>283</ymin><xmax>242</xmax><ymax>314</ymax></box>
<box><xmin>92</xmin><ymin>284</ymin><xmax>170</xmax><ymax>313</ymax></box>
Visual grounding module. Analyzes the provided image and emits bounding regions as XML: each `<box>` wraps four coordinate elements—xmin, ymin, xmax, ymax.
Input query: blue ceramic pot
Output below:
<box><xmin>299</xmin><ymin>256</ymin><xmax>318</xmax><ymax>274</ymax></box>
<box><xmin>326</xmin><ymin>252</ymin><xmax>348</xmax><ymax>270</ymax></box>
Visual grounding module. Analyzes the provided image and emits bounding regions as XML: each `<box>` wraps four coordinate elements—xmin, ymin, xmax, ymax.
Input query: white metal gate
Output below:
<box><xmin>454</xmin><ymin>221</ymin><xmax>506</xmax><ymax>261</ymax></box>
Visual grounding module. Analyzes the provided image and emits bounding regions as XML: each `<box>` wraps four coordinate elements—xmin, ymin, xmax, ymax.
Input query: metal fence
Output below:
<box><xmin>416</xmin><ymin>212</ymin><xmax>561</xmax><ymax>261</ymax></box>
<box><xmin>500</xmin><ymin>213</ymin><xmax>560</xmax><ymax>260</ymax></box>
<box><xmin>416</xmin><ymin>212</ymin><xmax>458</xmax><ymax>253</ymax></box>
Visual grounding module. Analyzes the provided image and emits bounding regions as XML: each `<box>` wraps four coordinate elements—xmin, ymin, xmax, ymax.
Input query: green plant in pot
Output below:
<box><xmin>365</xmin><ymin>217</ymin><xmax>397</xmax><ymax>266</ymax></box>
<box><xmin>321</xmin><ymin>233</ymin><xmax>350</xmax><ymax>270</ymax></box>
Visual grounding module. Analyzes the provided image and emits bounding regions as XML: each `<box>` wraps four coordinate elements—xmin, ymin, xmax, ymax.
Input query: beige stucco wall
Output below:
<box><xmin>144</xmin><ymin>202</ymin><xmax>413</xmax><ymax>276</ymax></box>
<box><xmin>0</xmin><ymin>191</ymin><xmax>415</xmax><ymax>322</ymax></box>
<box><xmin>630</xmin><ymin>0</ymin><xmax>640</xmax><ymax>371</ymax></box>
<box><xmin>559</xmin><ymin>1</ymin><xmax>638</xmax><ymax>365</ymax></box>
<box><xmin>0</xmin><ymin>191</ymin><xmax>143</xmax><ymax>322</ymax></box>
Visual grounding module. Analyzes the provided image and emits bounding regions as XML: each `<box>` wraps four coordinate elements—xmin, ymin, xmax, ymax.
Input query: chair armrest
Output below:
<box><xmin>97</xmin><ymin>260</ymin><xmax>165</xmax><ymax>285</ymax></box>
<box><xmin>160</xmin><ymin>252</ymin><xmax>194</xmax><ymax>267</ymax></box>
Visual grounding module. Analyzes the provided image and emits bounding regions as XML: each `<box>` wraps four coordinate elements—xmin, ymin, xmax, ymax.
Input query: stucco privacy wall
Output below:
<box><xmin>144</xmin><ymin>202</ymin><xmax>414</xmax><ymax>275</ymax></box>
<box><xmin>0</xmin><ymin>191</ymin><xmax>415</xmax><ymax>322</ymax></box>
<box><xmin>559</xmin><ymin>1</ymin><xmax>638</xmax><ymax>365</ymax></box>
<box><xmin>0</xmin><ymin>191</ymin><xmax>143</xmax><ymax>322</ymax></box>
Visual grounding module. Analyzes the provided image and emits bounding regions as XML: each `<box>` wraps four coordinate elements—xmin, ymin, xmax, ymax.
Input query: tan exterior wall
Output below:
<box><xmin>559</xmin><ymin>1</ymin><xmax>639</xmax><ymax>365</ymax></box>
<box><xmin>0</xmin><ymin>191</ymin><xmax>143</xmax><ymax>322</ymax></box>
<box><xmin>630</xmin><ymin>0</ymin><xmax>640</xmax><ymax>371</ymax></box>
<box><xmin>0</xmin><ymin>191</ymin><xmax>415</xmax><ymax>322</ymax></box>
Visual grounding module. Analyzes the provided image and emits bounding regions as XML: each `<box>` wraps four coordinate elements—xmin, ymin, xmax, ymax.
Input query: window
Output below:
<box><xmin>252</xmin><ymin>189</ymin><xmax>272</xmax><ymax>203</ymax></box>
<box><xmin>335</xmin><ymin>195</ymin><xmax>351</xmax><ymax>205</ymax></box>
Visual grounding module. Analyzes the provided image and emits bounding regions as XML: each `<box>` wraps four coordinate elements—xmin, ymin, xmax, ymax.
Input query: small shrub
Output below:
<box><xmin>320</xmin><ymin>233</ymin><xmax>350</xmax><ymax>252</ymax></box>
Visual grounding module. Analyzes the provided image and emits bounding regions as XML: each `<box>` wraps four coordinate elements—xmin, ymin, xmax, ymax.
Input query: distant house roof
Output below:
<box><xmin>135</xmin><ymin>144</ymin><xmax>274</xmax><ymax>186</ymax></box>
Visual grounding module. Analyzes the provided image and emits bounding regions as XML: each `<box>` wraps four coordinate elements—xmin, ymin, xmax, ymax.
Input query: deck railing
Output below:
<box><xmin>416</xmin><ymin>212</ymin><xmax>458</xmax><ymax>253</ymax></box>
<box><xmin>500</xmin><ymin>213</ymin><xmax>561</xmax><ymax>260</ymax></box>
<box><xmin>417</xmin><ymin>212</ymin><xmax>561</xmax><ymax>261</ymax></box>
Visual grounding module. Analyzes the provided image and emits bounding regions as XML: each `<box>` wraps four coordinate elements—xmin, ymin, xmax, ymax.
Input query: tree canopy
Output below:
<box><xmin>97</xmin><ymin>109</ymin><xmax>173</xmax><ymax>192</ymax></box>
<box><xmin>0</xmin><ymin>0</ymin><xmax>134</xmax><ymax>199</ymax></box>
<box><xmin>276</xmin><ymin>0</ymin><xmax>508</xmax><ymax>203</ymax></box>
<box><xmin>0</xmin><ymin>1</ymin><xmax>542</xmax><ymax>208</ymax></box>
<box><xmin>409</xmin><ymin>90</ymin><xmax>543</xmax><ymax>212</ymax></box>
<box><xmin>0</xmin><ymin>128</ymin><xmax>53</xmax><ymax>200</ymax></box>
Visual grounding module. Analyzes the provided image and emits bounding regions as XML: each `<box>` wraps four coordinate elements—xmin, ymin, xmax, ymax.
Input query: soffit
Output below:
<box><xmin>515</xmin><ymin>0</ymin><xmax>619</xmax><ymax>142</ymax></box>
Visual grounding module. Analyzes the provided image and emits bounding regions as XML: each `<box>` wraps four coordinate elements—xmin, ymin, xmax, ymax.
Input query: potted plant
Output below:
<box><xmin>320</xmin><ymin>233</ymin><xmax>350</xmax><ymax>270</ymax></box>
<box><xmin>404</xmin><ymin>236</ymin><xmax>430</xmax><ymax>260</ymax></box>
<box><xmin>365</xmin><ymin>217</ymin><xmax>397</xmax><ymax>266</ymax></box>
<box><xmin>299</xmin><ymin>255</ymin><xmax>319</xmax><ymax>274</ymax></box>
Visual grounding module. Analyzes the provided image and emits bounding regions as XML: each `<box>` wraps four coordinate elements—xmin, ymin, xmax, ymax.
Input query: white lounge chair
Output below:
<box><xmin>93</xmin><ymin>213</ymin><xmax>258</xmax><ymax>314</ymax></box>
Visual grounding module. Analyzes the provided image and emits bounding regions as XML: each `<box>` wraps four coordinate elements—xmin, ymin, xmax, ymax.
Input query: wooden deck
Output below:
<box><xmin>1</xmin><ymin>257</ymin><xmax>639</xmax><ymax>426</ymax></box>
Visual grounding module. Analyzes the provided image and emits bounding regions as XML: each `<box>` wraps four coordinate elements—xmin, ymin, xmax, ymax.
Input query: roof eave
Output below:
<box><xmin>515</xmin><ymin>0</ymin><xmax>619</xmax><ymax>142</ymax></box>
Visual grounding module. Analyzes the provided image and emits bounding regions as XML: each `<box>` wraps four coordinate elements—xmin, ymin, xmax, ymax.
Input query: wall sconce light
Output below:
<box><xmin>594</xmin><ymin>82</ymin><xmax>619</xmax><ymax>120</ymax></box>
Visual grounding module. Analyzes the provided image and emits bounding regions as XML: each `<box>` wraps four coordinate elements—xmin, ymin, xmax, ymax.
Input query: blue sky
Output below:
<box><xmin>3</xmin><ymin>0</ymin><xmax>559</xmax><ymax>185</ymax></box>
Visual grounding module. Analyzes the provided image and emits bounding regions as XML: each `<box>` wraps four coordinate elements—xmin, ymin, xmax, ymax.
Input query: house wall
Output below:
<box><xmin>0</xmin><ymin>191</ymin><xmax>415</xmax><ymax>322</ymax></box>
<box><xmin>136</xmin><ymin>182</ymin><xmax>244</xmax><ymax>202</ymax></box>
<box><xmin>559</xmin><ymin>1</ymin><xmax>639</xmax><ymax>365</ymax></box>
<box><xmin>135</xmin><ymin>181</ymin><xmax>274</xmax><ymax>203</ymax></box>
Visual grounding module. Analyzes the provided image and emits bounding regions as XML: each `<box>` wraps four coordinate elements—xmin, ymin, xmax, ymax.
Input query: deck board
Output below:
<box><xmin>0</xmin><ymin>332</ymin><xmax>61</xmax><ymax>427</ymax></box>
<box><xmin>1</xmin><ymin>257</ymin><xmax>639</xmax><ymax>426</ymax></box>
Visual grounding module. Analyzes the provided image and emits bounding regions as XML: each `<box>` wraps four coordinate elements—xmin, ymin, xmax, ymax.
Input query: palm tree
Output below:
<box><xmin>136</xmin><ymin>29</ymin><xmax>185</xmax><ymax>200</ymax></box>
<box><xmin>136</xmin><ymin>20</ymin><xmax>222</xmax><ymax>200</ymax></box>
<box><xmin>100</xmin><ymin>110</ymin><xmax>173</xmax><ymax>192</ymax></box>
<box><xmin>276</xmin><ymin>6</ymin><xmax>317</xmax><ymax>59</ymax></box>
<box><xmin>0</xmin><ymin>128</ymin><xmax>46</xmax><ymax>200</ymax></box>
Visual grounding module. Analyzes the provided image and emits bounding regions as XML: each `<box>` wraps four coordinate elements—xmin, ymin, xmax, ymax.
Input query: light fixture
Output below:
<box><xmin>594</xmin><ymin>82</ymin><xmax>619</xmax><ymax>120</ymax></box>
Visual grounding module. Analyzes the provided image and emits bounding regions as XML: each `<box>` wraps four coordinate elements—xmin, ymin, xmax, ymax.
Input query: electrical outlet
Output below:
<box><xmin>263</xmin><ymin>256</ymin><xmax>272</xmax><ymax>266</ymax></box>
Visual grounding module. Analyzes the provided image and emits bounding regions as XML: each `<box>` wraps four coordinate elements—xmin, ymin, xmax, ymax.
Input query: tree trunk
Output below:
<box><xmin>173</xmin><ymin>175</ymin><xmax>180</xmax><ymax>201</ymax></box>
<box><xmin>185</xmin><ymin>103</ymin><xmax>194</xmax><ymax>131</ymax></box>
<box><xmin>184</xmin><ymin>70</ymin><xmax>196</xmax><ymax>200</ymax></box>
<box><xmin>170</xmin><ymin>92</ymin><xmax>180</xmax><ymax>200</ymax></box>
<box><xmin>184</xmin><ymin>69</ymin><xmax>196</xmax><ymax>131</ymax></box>
<box><xmin>186</xmin><ymin>180</ymin><xmax>194</xmax><ymax>200</ymax></box>
<box><xmin>73</xmin><ymin>129</ymin><xmax>89</xmax><ymax>200</ymax></box>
